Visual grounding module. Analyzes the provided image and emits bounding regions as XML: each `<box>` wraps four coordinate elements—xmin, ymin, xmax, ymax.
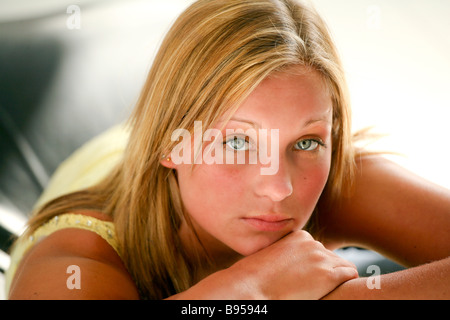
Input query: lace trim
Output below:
<box><xmin>26</xmin><ymin>213</ymin><xmax>118</xmax><ymax>253</ymax></box>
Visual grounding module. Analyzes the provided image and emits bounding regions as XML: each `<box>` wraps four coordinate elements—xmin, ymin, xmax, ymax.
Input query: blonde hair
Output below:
<box><xmin>24</xmin><ymin>0</ymin><xmax>354</xmax><ymax>299</ymax></box>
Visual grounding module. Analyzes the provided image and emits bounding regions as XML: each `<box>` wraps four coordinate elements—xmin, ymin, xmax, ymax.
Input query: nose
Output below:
<box><xmin>254</xmin><ymin>159</ymin><xmax>293</xmax><ymax>202</ymax></box>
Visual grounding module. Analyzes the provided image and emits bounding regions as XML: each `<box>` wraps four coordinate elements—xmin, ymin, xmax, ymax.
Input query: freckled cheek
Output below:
<box><xmin>312</xmin><ymin>165</ymin><xmax>330</xmax><ymax>195</ymax></box>
<box><xmin>180</xmin><ymin>164</ymin><xmax>250</xmax><ymax>213</ymax></box>
<box><xmin>292</xmin><ymin>161</ymin><xmax>331</xmax><ymax>208</ymax></box>
<box><xmin>204</xmin><ymin>164</ymin><xmax>251</xmax><ymax>197</ymax></box>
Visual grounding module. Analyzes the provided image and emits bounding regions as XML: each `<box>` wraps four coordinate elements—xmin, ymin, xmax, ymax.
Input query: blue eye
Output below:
<box><xmin>295</xmin><ymin>139</ymin><xmax>323</xmax><ymax>151</ymax></box>
<box><xmin>225</xmin><ymin>136</ymin><xmax>249</xmax><ymax>151</ymax></box>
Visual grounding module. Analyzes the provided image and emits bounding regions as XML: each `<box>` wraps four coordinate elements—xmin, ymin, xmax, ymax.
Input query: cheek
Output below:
<box><xmin>177</xmin><ymin>164</ymin><xmax>249</xmax><ymax>222</ymax></box>
<box><xmin>306</xmin><ymin>165</ymin><xmax>329</xmax><ymax>196</ymax></box>
<box><xmin>291</xmin><ymin>156</ymin><xmax>331</xmax><ymax>216</ymax></box>
<box><xmin>309</xmin><ymin>157</ymin><xmax>331</xmax><ymax>187</ymax></box>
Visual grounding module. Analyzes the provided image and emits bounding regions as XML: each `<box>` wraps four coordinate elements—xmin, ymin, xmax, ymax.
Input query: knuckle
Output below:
<box><xmin>292</xmin><ymin>230</ymin><xmax>313</xmax><ymax>241</ymax></box>
<box><xmin>304</xmin><ymin>239</ymin><xmax>326</xmax><ymax>253</ymax></box>
<box><xmin>309</xmin><ymin>249</ymin><xmax>328</xmax><ymax>263</ymax></box>
<box><xmin>308</xmin><ymin>265</ymin><xmax>334</xmax><ymax>285</ymax></box>
<box><xmin>316</xmin><ymin>265</ymin><xmax>343</xmax><ymax>283</ymax></box>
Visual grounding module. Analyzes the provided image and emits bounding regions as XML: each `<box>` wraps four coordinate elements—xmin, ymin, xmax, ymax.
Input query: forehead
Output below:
<box><xmin>231</xmin><ymin>66</ymin><xmax>332</xmax><ymax>127</ymax></box>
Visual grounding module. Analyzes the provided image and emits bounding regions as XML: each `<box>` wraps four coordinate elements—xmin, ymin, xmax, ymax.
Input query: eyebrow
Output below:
<box><xmin>228</xmin><ymin>115</ymin><xmax>331</xmax><ymax>129</ymax></box>
<box><xmin>303</xmin><ymin>116</ymin><xmax>332</xmax><ymax>128</ymax></box>
<box><xmin>228</xmin><ymin>117</ymin><xmax>261</xmax><ymax>128</ymax></box>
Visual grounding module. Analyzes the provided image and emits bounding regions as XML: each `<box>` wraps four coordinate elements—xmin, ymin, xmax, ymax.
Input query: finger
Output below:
<box><xmin>326</xmin><ymin>266</ymin><xmax>359</xmax><ymax>295</ymax></box>
<box><xmin>325</xmin><ymin>249</ymin><xmax>358</xmax><ymax>270</ymax></box>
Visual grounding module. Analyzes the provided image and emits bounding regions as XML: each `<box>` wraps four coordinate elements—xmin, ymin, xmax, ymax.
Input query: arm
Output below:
<box><xmin>9</xmin><ymin>229</ymin><xmax>357</xmax><ymax>300</ymax></box>
<box><xmin>318</xmin><ymin>155</ymin><xmax>450</xmax><ymax>266</ymax></box>
<box><xmin>171</xmin><ymin>230</ymin><xmax>358</xmax><ymax>300</ymax></box>
<box><xmin>317</xmin><ymin>155</ymin><xmax>450</xmax><ymax>299</ymax></box>
<box><xmin>323</xmin><ymin>257</ymin><xmax>450</xmax><ymax>300</ymax></box>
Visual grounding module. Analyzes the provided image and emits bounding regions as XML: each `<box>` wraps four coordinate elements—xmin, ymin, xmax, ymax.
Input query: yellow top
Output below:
<box><xmin>5</xmin><ymin>213</ymin><xmax>119</xmax><ymax>297</ymax></box>
<box><xmin>4</xmin><ymin>124</ymin><xmax>129</xmax><ymax>298</ymax></box>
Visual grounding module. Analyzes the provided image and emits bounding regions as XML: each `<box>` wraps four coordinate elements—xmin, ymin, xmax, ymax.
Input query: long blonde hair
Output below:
<box><xmin>25</xmin><ymin>0</ymin><xmax>354</xmax><ymax>299</ymax></box>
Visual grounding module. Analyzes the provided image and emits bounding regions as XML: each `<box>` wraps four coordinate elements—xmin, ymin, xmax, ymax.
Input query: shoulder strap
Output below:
<box><xmin>32</xmin><ymin>213</ymin><xmax>119</xmax><ymax>253</ymax></box>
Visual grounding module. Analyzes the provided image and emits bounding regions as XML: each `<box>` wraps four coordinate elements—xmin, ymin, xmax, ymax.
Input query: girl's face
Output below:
<box><xmin>164</xmin><ymin>66</ymin><xmax>333</xmax><ymax>258</ymax></box>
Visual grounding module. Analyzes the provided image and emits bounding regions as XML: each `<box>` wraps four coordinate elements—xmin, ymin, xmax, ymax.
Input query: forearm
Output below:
<box><xmin>166</xmin><ymin>266</ymin><xmax>261</xmax><ymax>300</ymax></box>
<box><xmin>323</xmin><ymin>257</ymin><xmax>450</xmax><ymax>300</ymax></box>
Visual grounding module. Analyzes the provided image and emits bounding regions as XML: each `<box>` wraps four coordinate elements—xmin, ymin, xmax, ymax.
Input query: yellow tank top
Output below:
<box><xmin>5</xmin><ymin>213</ymin><xmax>119</xmax><ymax>298</ymax></box>
<box><xmin>5</xmin><ymin>124</ymin><xmax>129</xmax><ymax>298</ymax></box>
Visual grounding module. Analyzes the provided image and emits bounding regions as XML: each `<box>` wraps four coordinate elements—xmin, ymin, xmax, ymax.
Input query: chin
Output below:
<box><xmin>230</xmin><ymin>235</ymin><xmax>285</xmax><ymax>257</ymax></box>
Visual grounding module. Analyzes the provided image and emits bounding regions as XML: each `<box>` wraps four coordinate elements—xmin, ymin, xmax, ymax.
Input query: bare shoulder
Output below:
<box><xmin>318</xmin><ymin>155</ymin><xmax>450</xmax><ymax>266</ymax></box>
<box><xmin>9</xmin><ymin>212</ymin><xmax>140</xmax><ymax>300</ymax></box>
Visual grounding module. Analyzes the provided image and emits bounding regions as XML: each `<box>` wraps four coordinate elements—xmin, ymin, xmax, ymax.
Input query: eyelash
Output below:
<box><xmin>223</xmin><ymin>136</ymin><xmax>252</xmax><ymax>151</ymax></box>
<box><xmin>294</xmin><ymin>138</ymin><xmax>326</xmax><ymax>152</ymax></box>
<box><xmin>223</xmin><ymin>136</ymin><xmax>326</xmax><ymax>152</ymax></box>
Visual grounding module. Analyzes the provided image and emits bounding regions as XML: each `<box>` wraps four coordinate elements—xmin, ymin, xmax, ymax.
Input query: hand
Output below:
<box><xmin>231</xmin><ymin>230</ymin><xmax>358</xmax><ymax>299</ymax></box>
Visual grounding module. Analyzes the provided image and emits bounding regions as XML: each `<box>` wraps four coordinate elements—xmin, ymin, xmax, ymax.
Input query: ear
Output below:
<box><xmin>160</xmin><ymin>154</ymin><xmax>177</xmax><ymax>169</ymax></box>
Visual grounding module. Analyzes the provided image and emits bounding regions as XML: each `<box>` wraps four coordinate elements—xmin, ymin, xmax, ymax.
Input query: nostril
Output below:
<box><xmin>256</xmin><ymin>180</ymin><xmax>293</xmax><ymax>202</ymax></box>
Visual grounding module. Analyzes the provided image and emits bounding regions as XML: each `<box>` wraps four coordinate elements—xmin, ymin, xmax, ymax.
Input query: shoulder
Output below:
<box><xmin>8</xmin><ymin>211</ymin><xmax>140</xmax><ymax>300</ymax></box>
<box><xmin>317</xmin><ymin>155</ymin><xmax>450</xmax><ymax>265</ymax></box>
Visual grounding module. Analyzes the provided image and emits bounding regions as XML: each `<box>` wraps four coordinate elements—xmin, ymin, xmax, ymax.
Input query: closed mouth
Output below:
<box><xmin>241</xmin><ymin>215</ymin><xmax>293</xmax><ymax>232</ymax></box>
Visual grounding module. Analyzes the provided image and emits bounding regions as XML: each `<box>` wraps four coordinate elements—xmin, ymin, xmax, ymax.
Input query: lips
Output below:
<box><xmin>241</xmin><ymin>214</ymin><xmax>293</xmax><ymax>232</ymax></box>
